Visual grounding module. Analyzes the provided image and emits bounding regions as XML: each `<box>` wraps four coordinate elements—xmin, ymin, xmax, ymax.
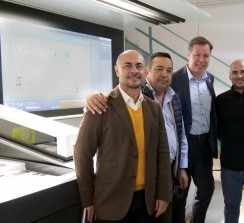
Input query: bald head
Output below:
<box><xmin>229</xmin><ymin>59</ymin><xmax>244</xmax><ymax>93</ymax></box>
<box><xmin>114</xmin><ymin>49</ymin><xmax>146</xmax><ymax>95</ymax></box>
<box><xmin>116</xmin><ymin>50</ymin><xmax>145</xmax><ymax>66</ymax></box>
<box><xmin>230</xmin><ymin>59</ymin><xmax>244</xmax><ymax>72</ymax></box>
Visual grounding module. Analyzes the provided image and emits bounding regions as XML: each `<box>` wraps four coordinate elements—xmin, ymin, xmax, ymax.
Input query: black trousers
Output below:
<box><xmin>172</xmin><ymin>137</ymin><xmax>214</xmax><ymax>223</ymax></box>
<box><xmin>96</xmin><ymin>190</ymin><xmax>154</xmax><ymax>223</ymax></box>
<box><xmin>155</xmin><ymin>161</ymin><xmax>176</xmax><ymax>223</ymax></box>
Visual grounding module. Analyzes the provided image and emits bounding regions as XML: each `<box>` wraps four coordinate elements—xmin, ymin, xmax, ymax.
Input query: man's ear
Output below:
<box><xmin>187</xmin><ymin>52</ymin><xmax>190</xmax><ymax>59</ymax></box>
<box><xmin>145</xmin><ymin>67</ymin><xmax>150</xmax><ymax>78</ymax></box>
<box><xmin>229</xmin><ymin>74</ymin><xmax>232</xmax><ymax>81</ymax></box>
<box><xmin>114</xmin><ymin>65</ymin><xmax>119</xmax><ymax>77</ymax></box>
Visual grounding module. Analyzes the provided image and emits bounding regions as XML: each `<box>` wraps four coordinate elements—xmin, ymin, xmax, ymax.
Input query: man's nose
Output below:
<box><xmin>199</xmin><ymin>55</ymin><xmax>205</xmax><ymax>62</ymax></box>
<box><xmin>131</xmin><ymin>65</ymin><xmax>139</xmax><ymax>73</ymax></box>
<box><xmin>160</xmin><ymin>70</ymin><xmax>168</xmax><ymax>77</ymax></box>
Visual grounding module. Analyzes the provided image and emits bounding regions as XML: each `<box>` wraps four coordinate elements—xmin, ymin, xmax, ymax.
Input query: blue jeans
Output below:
<box><xmin>221</xmin><ymin>168</ymin><xmax>244</xmax><ymax>223</ymax></box>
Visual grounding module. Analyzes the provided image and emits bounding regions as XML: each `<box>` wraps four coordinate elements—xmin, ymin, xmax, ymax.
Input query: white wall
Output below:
<box><xmin>125</xmin><ymin>2</ymin><xmax>244</xmax><ymax>95</ymax></box>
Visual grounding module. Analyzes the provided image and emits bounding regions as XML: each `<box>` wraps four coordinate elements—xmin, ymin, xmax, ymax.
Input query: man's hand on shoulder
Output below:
<box><xmin>86</xmin><ymin>92</ymin><xmax>108</xmax><ymax>114</ymax></box>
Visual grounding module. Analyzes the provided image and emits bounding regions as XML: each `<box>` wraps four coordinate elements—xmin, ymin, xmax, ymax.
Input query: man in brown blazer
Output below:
<box><xmin>74</xmin><ymin>50</ymin><xmax>172</xmax><ymax>223</ymax></box>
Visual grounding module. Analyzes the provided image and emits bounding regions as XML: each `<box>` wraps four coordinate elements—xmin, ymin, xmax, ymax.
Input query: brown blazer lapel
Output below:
<box><xmin>109</xmin><ymin>87</ymin><xmax>137</xmax><ymax>149</ymax></box>
<box><xmin>142</xmin><ymin>99</ymin><xmax>152</xmax><ymax>156</ymax></box>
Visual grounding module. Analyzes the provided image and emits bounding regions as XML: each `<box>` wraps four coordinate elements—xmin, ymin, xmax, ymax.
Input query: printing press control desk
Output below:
<box><xmin>0</xmin><ymin>105</ymin><xmax>83</xmax><ymax>223</ymax></box>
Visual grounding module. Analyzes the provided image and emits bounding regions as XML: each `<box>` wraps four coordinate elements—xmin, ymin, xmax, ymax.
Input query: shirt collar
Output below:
<box><xmin>145</xmin><ymin>79</ymin><xmax>175</xmax><ymax>99</ymax></box>
<box><xmin>145</xmin><ymin>79</ymin><xmax>154</xmax><ymax>93</ymax></box>
<box><xmin>118</xmin><ymin>84</ymin><xmax>144</xmax><ymax>105</ymax></box>
<box><xmin>186</xmin><ymin>65</ymin><xmax>208</xmax><ymax>81</ymax></box>
<box><xmin>166</xmin><ymin>86</ymin><xmax>175</xmax><ymax>97</ymax></box>
<box><xmin>231</xmin><ymin>85</ymin><xmax>244</xmax><ymax>95</ymax></box>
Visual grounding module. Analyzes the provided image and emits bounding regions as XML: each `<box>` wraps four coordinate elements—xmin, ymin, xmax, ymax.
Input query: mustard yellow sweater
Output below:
<box><xmin>127</xmin><ymin>105</ymin><xmax>145</xmax><ymax>191</ymax></box>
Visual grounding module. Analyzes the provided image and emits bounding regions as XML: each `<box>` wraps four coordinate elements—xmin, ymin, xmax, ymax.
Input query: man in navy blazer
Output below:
<box><xmin>171</xmin><ymin>36</ymin><xmax>218</xmax><ymax>223</ymax></box>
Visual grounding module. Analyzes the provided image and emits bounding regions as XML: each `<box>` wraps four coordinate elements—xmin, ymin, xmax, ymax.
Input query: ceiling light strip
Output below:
<box><xmin>128</xmin><ymin>0</ymin><xmax>185</xmax><ymax>23</ymax></box>
<box><xmin>91</xmin><ymin>0</ymin><xmax>182</xmax><ymax>24</ymax></box>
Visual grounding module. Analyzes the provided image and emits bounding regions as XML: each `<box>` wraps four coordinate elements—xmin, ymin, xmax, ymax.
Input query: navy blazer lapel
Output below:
<box><xmin>109</xmin><ymin>87</ymin><xmax>137</xmax><ymax>148</ymax></box>
<box><xmin>181</xmin><ymin>67</ymin><xmax>192</xmax><ymax>118</ymax></box>
<box><xmin>205</xmin><ymin>73</ymin><xmax>215</xmax><ymax>97</ymax></box>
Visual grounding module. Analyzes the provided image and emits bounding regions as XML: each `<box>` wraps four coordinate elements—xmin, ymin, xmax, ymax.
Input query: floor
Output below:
<box><xmin>186</xmin><ymin>159</ymin><xmax>244</xmax><ymax>223</ymax></box>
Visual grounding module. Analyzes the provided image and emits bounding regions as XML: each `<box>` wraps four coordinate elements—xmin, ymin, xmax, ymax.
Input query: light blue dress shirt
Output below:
<box><xmin>147</xmin><ymin>81</ymin><xmax>188</xmax><ymax>168</ymax></box>
<box><xmin>186</xmin><ymin>66</ymin><xmax>211</xmax><ymax>135</ymax></box>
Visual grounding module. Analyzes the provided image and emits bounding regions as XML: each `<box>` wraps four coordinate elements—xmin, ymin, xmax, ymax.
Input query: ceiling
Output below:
<box><xmin>1</xmin><ymin>0</ymin><xmax>212</xmax><ymax>29</ymax></box>
<box><xmin>188</xmin><ymin>0</ymin><xmax>244</xmax><ymax>7</ymax></box>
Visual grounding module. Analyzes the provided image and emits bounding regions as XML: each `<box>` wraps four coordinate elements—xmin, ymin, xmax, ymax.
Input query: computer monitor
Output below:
<box><xmin>0</xmin><ymin>18</ymin><xmax>113</xmax><ymax>115</ymax></box>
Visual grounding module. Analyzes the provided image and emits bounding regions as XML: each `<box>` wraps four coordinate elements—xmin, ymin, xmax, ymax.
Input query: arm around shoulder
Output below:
<box><xmin>86</xmin><ymin>92</ymin><xmax>108</xmax><ymax>114</ymax></box>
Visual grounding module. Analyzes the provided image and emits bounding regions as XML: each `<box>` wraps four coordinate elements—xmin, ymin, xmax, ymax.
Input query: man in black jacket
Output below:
<box><xmin>216</xmin><ymin>59</ymin><xmax>244</xmax><ymax>223</ymax></box>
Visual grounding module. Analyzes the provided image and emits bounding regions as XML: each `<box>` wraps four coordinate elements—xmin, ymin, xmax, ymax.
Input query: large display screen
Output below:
<box><xmin>0</xmin><ymin>19</ymin><xmax>112</xmax><ymax>112</ymax></box>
